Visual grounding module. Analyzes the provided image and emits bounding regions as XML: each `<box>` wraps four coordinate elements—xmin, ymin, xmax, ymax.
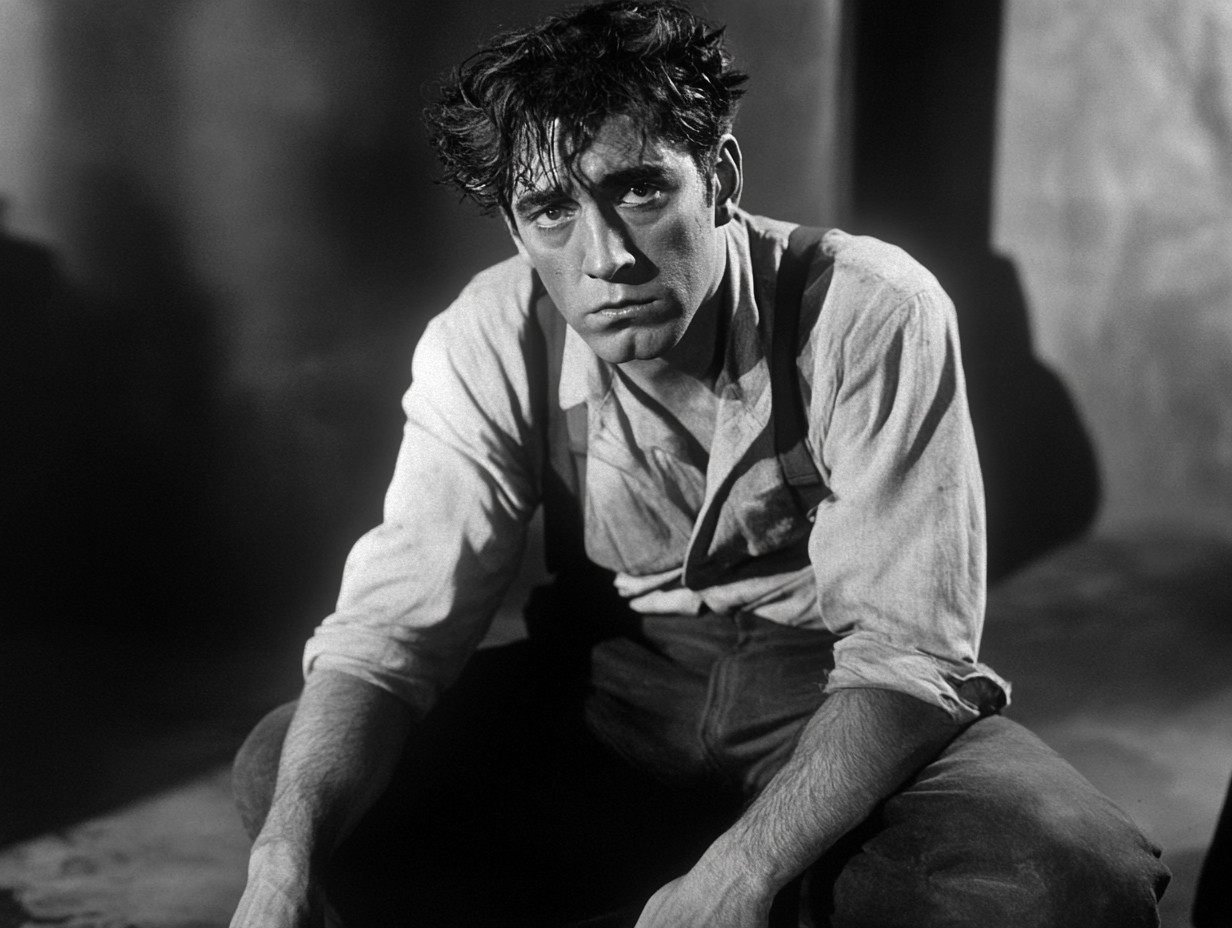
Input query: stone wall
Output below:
<box><xmin>996</xmin><ymin>0</ymin><xmax>1232</xmax><ymax>537</ymax></box>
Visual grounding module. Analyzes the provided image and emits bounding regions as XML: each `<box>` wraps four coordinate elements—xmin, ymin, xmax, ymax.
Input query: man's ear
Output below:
<box><xmin>502</xmin><ymin>208</ymin><xmax>530</xmax><ymax>260</ymax></box>
<box><xmin>713</xmin><ymin>134</ymin><xmax>743</xmax><ymax>227</ymax></box>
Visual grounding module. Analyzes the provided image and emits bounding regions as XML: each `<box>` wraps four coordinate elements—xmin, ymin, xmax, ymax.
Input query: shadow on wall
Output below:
<box><xmin>0</xmin><ymin>204</ymin><xmax>247</xmax><ymax>846</ymax></box>
<box><xmin>0</xmin><ymin>194</ymin><xmax>219</xmax><ymax>646</ymax></box>
<box><xmin>940</xmin><ymin>250</ymin><xmax>1101</xmax><ymax>581</ymax></box>
<box><xmin>997</xmin><ymin>1</ymin><xmax>1232</xmax><ymax>537</ymax></box>
<box><xmin>849</xmin><ymin>0</ymin><xmax>1101</xmax><ymax>580</ymax></box>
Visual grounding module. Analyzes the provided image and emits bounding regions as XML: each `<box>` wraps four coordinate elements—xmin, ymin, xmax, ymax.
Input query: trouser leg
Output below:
<box><xmin>235</xmin><ymin>608</ymin><xmax>1171</xmax><ymax>927</ymax></box>
<box><xmin>232</xmin><ymin>700</ymin><xmax>295</xmax><ymax>842</ymax></box>
<box><xmin>231</xmin><ymin>638</ymin><xmax>734</xmax><ymax>928</ymax></box>
<box><xmin>804</xmin><ymin>715</ymin><xmax>1170</xmax><ymax>928</ymax></box>
<box><xmin>584</xmin><ymin>612</ymin><xmax>1169</xmax><ymax>928</ymax></box>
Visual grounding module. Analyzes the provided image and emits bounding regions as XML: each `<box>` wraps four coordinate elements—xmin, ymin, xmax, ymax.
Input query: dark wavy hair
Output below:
<box><xmin>425</xmin><ymin>0</ymin><xmax>748</xmax><ymax>216</ymax></box>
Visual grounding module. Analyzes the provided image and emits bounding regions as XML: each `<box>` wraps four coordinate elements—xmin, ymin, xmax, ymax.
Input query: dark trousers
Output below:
<box><xmin>234</xmin><ymin>607</ymin><xmax>1168</xmax><ymax>927</ymax></box>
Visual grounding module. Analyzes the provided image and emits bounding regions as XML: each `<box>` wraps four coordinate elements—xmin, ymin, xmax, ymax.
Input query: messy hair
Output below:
<box><xmin>425</xmin><ymin>0</ymin><xmax>748</xmax><ymax>216</ymax></box>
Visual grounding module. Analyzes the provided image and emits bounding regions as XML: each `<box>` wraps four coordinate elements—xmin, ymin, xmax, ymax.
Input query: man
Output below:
<box><xmin>230</xmin><ymin>2</ymin><xmax>1169</xmax><ymax>925</ymax></box>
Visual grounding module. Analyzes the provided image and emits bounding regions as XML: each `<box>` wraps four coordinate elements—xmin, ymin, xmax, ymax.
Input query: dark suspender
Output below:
<box><xmin>771</xmin><ymin>225</ymin><xmax>833</xmax><ymax>500</ymax></box>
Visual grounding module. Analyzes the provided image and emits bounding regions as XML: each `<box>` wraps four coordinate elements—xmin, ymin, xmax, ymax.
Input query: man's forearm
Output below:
<box><xmin>701</xmin><ymin>688</ymin><xmax>960</xmax><ymax>902</ymax></box>
<box><xmin>252</xmin><ymin>669</ymin><xmax>417</xmax><ymax>870</ymax></box>
<box><xmin>231</xmin><ymin>670</ymin><xmax>416</xmax><ymax>926</ymax></box>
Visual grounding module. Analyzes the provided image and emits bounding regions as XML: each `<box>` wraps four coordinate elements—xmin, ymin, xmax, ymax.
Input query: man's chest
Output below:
<box><xmin>567</xmin><ymin>376</ymin><xmax>816</xmax><ymax>585</ymax></box>
<box><xmin>610</xmin><ymin>366</ymin><xmax>721</xmax><ymax>469</ymax></box>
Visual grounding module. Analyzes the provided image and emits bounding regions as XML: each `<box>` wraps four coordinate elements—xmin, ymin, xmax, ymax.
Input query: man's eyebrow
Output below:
<box><xmin>512</xmin><ymin>186</ymin><xmax>571</xmax><ymax>218</ymax></box>
<box><xmin>594</xmin><ymin>163</ymin><xmax>672</xmax><ymax>192</ymax></box>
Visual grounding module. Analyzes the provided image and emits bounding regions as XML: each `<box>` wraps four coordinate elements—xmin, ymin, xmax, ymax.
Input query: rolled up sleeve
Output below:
<box><xmin>303</xmin><ymin>260</ymin><xmax>542</xmax><ymax>717</ymax></box>
<box><xmin>808</xmin><ymin>253</ymin><xmax>1010</xmax><ymax>724</ymax></box>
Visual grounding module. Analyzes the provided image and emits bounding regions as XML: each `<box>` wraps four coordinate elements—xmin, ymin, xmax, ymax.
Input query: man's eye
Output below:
<box><xmin>533</xmin><ymin>205</ymin><xmax>572</xmax><ymax>229</ymax></box>
<box><xmin>620</xmin><ymin>184</ymin><xmax>663</xmax><ymax>207</ymax></box>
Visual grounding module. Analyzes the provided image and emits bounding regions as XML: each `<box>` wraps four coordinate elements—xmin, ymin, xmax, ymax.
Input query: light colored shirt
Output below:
<box><xmin>303</xmin><ymin>209</ymin><xmax>1010</xmax><ymax>723</ymax></box>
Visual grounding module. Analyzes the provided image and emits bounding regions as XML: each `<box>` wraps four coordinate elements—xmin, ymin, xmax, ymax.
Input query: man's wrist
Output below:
<box><xmin>248</xmin><ymin>833</ymin><xmax>315</xmax><ymax>884</ymax></box>
<box><xmin>233</xmin><ymin>839</ymin><xmax>323</xmax><ymax>927</ymax></box>
<box><xmin>251</xmin><ymin>779</ymin><xmax>349</xmax><ymax>874</ymax></box>
<box><xmin>693</xmin><ymin>829</ymin><xmax>786</xmax><ymax>907</ymax></box>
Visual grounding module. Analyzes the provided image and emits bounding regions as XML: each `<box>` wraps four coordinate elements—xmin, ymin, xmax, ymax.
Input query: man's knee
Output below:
<box><xmin>231</xmin><ymin>701</ymin><xmax>297</xmax><ymax>840</ymax></box>
<box><xmin>922</xmin><ymin>801</ymin><xmax>1166</xmax><ymax>927</ymax></box>
<box><xmin>819</xmin><ymin>717</ymin><xmax>1169</xmax><ymax>927</ymax></box>
<box><xmin>821</xmin><ymin>799</ymin><xmax>1167</xmax><ymax>928</ymax></box>
<box><xmin>1020</xmin><ymin>798</ymin><xmax>1169</xmax><ymax>927</ymax></box>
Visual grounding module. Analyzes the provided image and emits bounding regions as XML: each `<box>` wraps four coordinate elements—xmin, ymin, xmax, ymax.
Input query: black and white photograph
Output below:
<box><xmin>1</xmin><ymin>2</ymin><xmax>1229</xmax><ymax>925</ymax></box>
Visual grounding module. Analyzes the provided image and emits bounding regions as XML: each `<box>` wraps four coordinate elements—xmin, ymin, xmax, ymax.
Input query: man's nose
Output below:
<box><xmin>580</xmin><ymin>210</ymin><xmax>636</xmax><ymax>280</ymax></box>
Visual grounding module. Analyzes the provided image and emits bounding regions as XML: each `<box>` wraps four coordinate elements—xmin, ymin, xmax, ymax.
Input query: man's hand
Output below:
<box><xmin>634</xmin><ymin>864</ymin><xmax>774</xmax><ymax>928</ymax></box>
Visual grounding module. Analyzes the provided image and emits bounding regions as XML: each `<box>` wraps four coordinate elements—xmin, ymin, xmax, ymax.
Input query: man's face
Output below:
<box><xmin>507</xmin><ymin>116</ymin><xmax>740</xmax><ymax>365</ymax></box>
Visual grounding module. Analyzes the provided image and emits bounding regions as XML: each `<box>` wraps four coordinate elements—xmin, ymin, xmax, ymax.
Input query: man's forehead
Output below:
<box><xmin>511</xmin><ymin>116</ymin><xmax>681</xmax><ymax>198</ymax></box>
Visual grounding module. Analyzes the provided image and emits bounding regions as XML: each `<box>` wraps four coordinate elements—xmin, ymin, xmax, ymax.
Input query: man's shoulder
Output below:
<box><xmin>815</xmin><ymin>230</ymin><xmax>956</xmax><ymax>355</ymax></box>
<box><xmin>415</xmin><ymin>252</ymin><xmax>540</xmax><ymax>370</ymax></box>
<box><xmin>450</xmin><ymin>252</ymin><xmax>538</xmax><ymax>316</ymax></box>
<box><xmin>821</xmin><ymin>229</ymin><xmax>942</xmax><ymax>306</ymax></box>
<box><xmin>740</xmin><ymin>214</ymin><xmax>957</xmax><ymax>371</ymax></box>
<box><xmin>736</xmin><ymin>211</ymin><xmax>942</xmax><ymax>307</ymax></box>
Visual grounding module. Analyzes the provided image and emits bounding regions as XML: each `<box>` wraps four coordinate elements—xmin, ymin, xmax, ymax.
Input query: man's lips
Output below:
<box><xmin>594</xmin><ymin>297</ymin><xmax>656</xmax><ymax>318</ymax></box>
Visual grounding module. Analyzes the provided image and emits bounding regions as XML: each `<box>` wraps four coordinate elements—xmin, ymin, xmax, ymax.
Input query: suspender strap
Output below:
<box><xmin>771</xmin><ymin>226</ymin><xmax>834</xmax><ymax>493</ymax></box>
<box><xmin>534</xmin><ymin>283</ymin><xmax>590</xmax><ymax>574</ymax></box>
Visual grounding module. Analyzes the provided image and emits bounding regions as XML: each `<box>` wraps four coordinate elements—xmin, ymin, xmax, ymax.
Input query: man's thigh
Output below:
<box><xmin>807</xmin><ymin>714</ymin><xmax>1170</xmax><ymax>928</ymax></box>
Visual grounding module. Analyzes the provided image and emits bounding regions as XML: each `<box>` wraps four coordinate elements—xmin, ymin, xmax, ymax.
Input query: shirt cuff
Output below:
<box><xmin>303</xmin><ymin>625</ymin><xmax>446</xmax><ymax>718</ymax></box>
<box><xmin>824</xmin><ymin>634</ymin><xmax>1011</xmax><ymax>724</ymax></box>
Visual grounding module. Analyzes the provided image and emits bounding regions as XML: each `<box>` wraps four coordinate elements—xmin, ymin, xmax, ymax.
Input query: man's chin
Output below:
<box><xmin>586</xmin><ymin>328</ymin><xmax>677</xmax><ymax>365</ymax></box>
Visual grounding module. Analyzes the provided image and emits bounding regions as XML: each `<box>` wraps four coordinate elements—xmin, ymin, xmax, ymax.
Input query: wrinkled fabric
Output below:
<box><xmin>243</xmin><ymin>619</ymin><xmax>1166</xmax><ymax>928</ymax></box>
<box><xmin>303</xmin><ymin>210</ymin><xmax>1009</xmax><ymax>721</ymax></box>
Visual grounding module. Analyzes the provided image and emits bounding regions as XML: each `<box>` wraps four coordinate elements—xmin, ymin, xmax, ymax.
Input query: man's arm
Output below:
<box><xmin>636</xmin><ymin>687</ymin><xmax>960</xmax><ymax>928</ymax></box>
<box><xmin>230</xmin><ymin>670</ymin><xmax>417</xmax><ymax>928</ymax></box>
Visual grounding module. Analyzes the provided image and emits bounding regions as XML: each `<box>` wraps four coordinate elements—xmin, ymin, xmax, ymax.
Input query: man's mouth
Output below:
<box><xmin>596</xmin><ymin>298</ymin><xmax>655</xmax><ymax>319</ymax></box>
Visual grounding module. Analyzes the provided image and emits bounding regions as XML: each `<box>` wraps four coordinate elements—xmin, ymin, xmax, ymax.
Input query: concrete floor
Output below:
<box><xmin>1</xmin><ymin>529</ymin><xmax>1228</xmax><ymax>927</ymax></box>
